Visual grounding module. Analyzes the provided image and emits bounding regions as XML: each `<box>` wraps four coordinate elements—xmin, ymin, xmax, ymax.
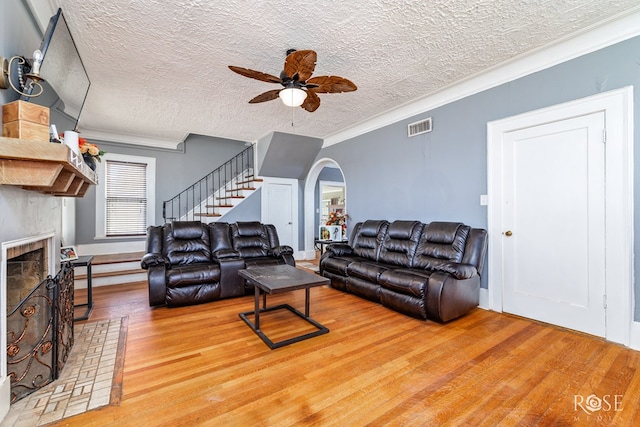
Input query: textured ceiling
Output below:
<box><xmin>48</xmin><ymin>0</ymin><xmax>640</xmax><ymax>145</ymax></box>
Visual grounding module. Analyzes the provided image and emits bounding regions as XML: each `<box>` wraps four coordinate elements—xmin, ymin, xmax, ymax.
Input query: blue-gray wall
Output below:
<box><xmin>314</xmin><ymin>35</ymin><xmax>640</xmax><ymax>320</ymax></box>
<box><xmin>75</xmin><ymin>134</ymin><xmax>250</xmax><ymax>244</ymax></box>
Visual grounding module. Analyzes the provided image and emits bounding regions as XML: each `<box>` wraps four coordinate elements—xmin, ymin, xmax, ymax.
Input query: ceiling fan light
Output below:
<box><xmin>279</xmin><ymin>87</ymin><xmax>307</xmax><ymax>107</ymax></box>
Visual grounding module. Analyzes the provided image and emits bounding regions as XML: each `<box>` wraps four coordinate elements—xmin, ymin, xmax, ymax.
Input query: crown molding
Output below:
<box><xmin>322</xmin><ymin>8</ymin><xmax>640</xmax><ymax>147</ymax></box>
<box><xmin>22</xmin><ymin>0</ymin><xmax>56</xmax><ymax>36</ymax></box>
<box><xmin>80</xmin><ymin>129</ymin><xmax>186</xmax><ymax>150</ymax></box>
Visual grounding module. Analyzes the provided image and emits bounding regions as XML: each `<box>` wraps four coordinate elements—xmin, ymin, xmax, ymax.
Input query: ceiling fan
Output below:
<box><xmin>228</xmin><ymin>49</ymin><xmax>357</xmax><ymax>112</ymax></box>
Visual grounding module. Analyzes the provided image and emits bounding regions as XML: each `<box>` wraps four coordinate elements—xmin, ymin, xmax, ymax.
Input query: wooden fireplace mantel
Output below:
<box><xmin>0</xmin><ymin>137</ymin><xmax>97</xmax><ymax>197</ymax></box>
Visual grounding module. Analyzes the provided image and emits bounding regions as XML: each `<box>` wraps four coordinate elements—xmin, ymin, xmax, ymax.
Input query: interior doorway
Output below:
<box><xmin>303</xmin><ymin>159</ymin><xmax>346</xmax><ymax>259</ymax></box>
<box><xmin>319</xmin><ymin>181</ymin><xmax>345</xmax><ymax>226</ymax></box>
<box><xmin>487</xmin><ymin>86</ymin><xmax>634</xmax><ymax>345</ymax></box>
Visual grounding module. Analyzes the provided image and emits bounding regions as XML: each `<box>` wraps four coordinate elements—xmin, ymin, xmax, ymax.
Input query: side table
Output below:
<box><xmin>70</xmin><ymin>255</ymin><xmax>94</xmax><ymax>321</ymax></box>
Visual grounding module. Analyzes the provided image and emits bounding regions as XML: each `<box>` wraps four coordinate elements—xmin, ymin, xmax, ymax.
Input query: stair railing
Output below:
<box><xmin>163</xmin><ymin>145</ymin><xmax>254</xmax><ymax>222</ymax></box>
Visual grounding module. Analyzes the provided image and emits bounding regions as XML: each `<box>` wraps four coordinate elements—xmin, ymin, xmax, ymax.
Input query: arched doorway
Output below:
<box><xmin>303</xmin><ymin>158</ymin><xmax>346</xmax><ymax>259</ymax></box>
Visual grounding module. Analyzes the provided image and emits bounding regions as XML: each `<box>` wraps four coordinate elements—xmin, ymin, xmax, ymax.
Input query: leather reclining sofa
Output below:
<box><xmin>141</xmin><ymin>220</ymin><xmax>294</xmax><ymax>307</ymax></box>
<box><xmin>320</xmin><ymin>220</ymin><xmax>487</xmax><ymax>322</ymax></box>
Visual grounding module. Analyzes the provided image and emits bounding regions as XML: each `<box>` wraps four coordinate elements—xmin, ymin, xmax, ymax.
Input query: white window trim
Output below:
<box><xmin>95</xmin><ymin>152</ymin><xmax>156</xmax><ymax>239</ymax></box>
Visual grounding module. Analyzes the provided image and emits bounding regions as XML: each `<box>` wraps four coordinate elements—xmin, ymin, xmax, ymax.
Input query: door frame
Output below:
<box><xmin>303</xmin><ymin>158</ymin><xmax>346</xmax><ymax>259</ymax></box>
<box><xmin>487</xmin><ymin>86</ymin><xmax>634</xmax><ymax>345</ymax></box>
<box><xmin>261</xmin><ymin>177</ymin><xmax>299</xmax><ymax>253</ymax></box>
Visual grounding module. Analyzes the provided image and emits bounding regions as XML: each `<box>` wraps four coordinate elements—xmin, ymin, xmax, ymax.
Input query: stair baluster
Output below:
<box><xmin>162</xmin><ymin>145</ymin><xmax>256</xmax><ymax>223</ymax></box>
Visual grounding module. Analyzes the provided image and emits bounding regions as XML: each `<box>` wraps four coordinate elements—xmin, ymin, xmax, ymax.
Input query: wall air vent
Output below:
<box><xmin>408</xmin><ymin>117</ymin><xmax>432</xmax><ymax>137</ymax></box>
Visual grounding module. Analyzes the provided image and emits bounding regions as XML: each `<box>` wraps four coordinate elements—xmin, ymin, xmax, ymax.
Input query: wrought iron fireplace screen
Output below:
<box><xmin>6</xmin><ymin>262</ymin><xmax>74</xmax><ymax>403</ymax></box>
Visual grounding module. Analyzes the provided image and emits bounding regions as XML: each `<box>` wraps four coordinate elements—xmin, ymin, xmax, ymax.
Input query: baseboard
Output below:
<box><xmin>630</xmin><ymin>321</ymin><xmax>640</xmax><ymax>351</ymax></box>
<box><xmin>295</xmin><ymin>250</ymin><xmax>315</xmax><ymax>261</ymax></box>
<box><xmin>479</xmin><ymin>287</ymin><xmax>490</xmax><ymax>310</ymax></box>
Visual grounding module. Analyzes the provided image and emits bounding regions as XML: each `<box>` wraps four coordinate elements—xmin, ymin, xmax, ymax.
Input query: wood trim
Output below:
<box><xmin>0</xmin><ymin>137</ymin><xmax>96</xmax><ymax>197</ymax></box>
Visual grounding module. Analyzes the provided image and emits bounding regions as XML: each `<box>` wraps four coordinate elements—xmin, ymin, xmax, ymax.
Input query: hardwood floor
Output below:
<box><xmin>57</xmin><ymin>271</ymin><xmax>640</xmax><ymax>426</ymax></box>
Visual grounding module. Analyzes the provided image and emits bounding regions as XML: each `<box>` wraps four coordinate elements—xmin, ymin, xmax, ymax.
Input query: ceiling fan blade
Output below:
<box><xmin>306</xmin><ymin>75</ymin><xmax>357</xmax><ymax>93</ymax></box>
<box><xmin>228</xmin><ymin>66</ymin><xmax>282</xmax><ymax>84</ymax></box>
<box><xmin>284</xmin><ymin>50</ymin><xmax>317</xmax><ymax>82</ymax></box>
<box><xmin>248</xmin><ymin>89</ymin><xmax>282</xmax><ymax>103</ymax></box>
<box><xmin>301</xmin><ymin>90</ymin><xmax>320</xmax><ymax>112</ymax></box>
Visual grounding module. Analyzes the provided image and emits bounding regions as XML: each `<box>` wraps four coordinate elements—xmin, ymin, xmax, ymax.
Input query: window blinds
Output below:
<box><xmin>105</xmin><ymin>160</ymin><xmax>148</xmax><ymax>236</ymax></box>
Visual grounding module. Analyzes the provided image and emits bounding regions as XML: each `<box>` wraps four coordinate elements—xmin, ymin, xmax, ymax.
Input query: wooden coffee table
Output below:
<box><xmin>238</xmin><ymin>264</ymin><xmax>330</xmax><ymax>349</ymax></box>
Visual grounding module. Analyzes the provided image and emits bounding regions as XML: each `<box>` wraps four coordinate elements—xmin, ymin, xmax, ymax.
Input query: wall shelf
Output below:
<box><xmin>0</xmin><ymin>137</ymin><xmax>97</xmax><ymax>197</ymax></box>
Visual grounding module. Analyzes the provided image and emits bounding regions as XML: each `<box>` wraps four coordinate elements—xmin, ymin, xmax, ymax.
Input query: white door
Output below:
<box><xmin>264</xmin><ymin>182</ymin><xmax>294</xmax><ymax>248</ymax></box>
<box><xmin>501</xmin><ymin>112</ymin><xmax>606</xmax><ymax>336</ymax></box>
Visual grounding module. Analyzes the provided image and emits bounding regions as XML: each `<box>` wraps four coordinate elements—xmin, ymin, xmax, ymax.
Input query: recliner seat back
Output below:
<box><xmin>230</xmin><ymin>221</ymin><xmax>273</xmax><ymax>258</ymax></box>
<box><xmin>378</xmin><ymin>220</ymin><xmax>424</xmax><ymax>267</ymax></box>
<box><xmin>163</xmin><ymin>221</ymin><xmax>212</xmax><ymax>265</ymax></box>
<box><xmin>413</xmin><ymin>222</ymin><xmax>470</xmax><ymax>270</ymax></box>
<box><xmin>351</xmin><ymin>220</ymin><xmax>389</xmax><ymax>261</ymax></box>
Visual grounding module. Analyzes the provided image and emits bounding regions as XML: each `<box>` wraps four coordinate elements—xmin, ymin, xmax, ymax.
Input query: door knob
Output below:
<box><xmin>504</xmin><ymin>230</ymin><xmax>513</xmax><ymax>236</ymax></box>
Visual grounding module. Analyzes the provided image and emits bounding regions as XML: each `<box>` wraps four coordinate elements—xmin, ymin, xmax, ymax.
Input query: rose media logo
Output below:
<box><xmin>574</xmin><ymin>394</ymin><xmax>623</xmax><ymax>414</ymax></box>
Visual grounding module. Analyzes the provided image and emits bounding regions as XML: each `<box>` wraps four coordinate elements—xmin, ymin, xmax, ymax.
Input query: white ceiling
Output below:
<box><xmin>45</xmin><ymin>0</ymin><xmax>640</xmax><ymax>146</ymax></box>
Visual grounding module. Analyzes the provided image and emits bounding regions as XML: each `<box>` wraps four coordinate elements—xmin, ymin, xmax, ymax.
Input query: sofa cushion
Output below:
<box><xmin>164</xmin><ymin>223</ymin><xmax>212</xmax><ymax>265</ymax></box>
<box><xmin>346</xmin><ymin>261</ymin><xmax>389</xmax><ymax>283</ymax></box>
<box><xmin>166</xmin><ymin>283</ymin><xmax>221</xmax><ymax>307</ymax></box>
<box><xmin>378</xmin><ymin>220</ymin><xmax>424</xmax><ymax>267</ymax></box>
<box><xmin>413</xmin><ymin>222</ymin><xmax>470</xmax><ymax>270</ymax></box>
<box><xmin>346</xmin><ymin>276</ymin><xmax>381</xmax><ymax>302</ymax></box>
<box><xmin>166</xmin><ymin>264</ymin><xmax>220</xmax><ymax>288</ymax></box>
<box><xmin>322</xmin><ymin>256</ymin><xmax>363</xmax><ymax>275</ymax></box>
<box><xmin>378</xmin><ymin>268</ymin><xmax>430</xmax><ymax>298</ymax></box>
<box><xmin>352</xmin><ymin>220</ymin><xmax>389</xmax><ymax>260</ymax></box>
<box><xmin>230</xmin><ymin>222</ymin><xmax>270</xmax><ymax>258</ymax></box>
<box><xmin>172</xmin><ymin>221</ymin><xmax>207</xmax><ymax>240</ymax></box>
<box><xmin>379</xmin><ymin>288</ymin><xmax>427</xmax><ymax>319</ymax></box>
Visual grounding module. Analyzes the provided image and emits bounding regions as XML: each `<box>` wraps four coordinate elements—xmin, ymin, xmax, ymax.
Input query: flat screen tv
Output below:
<box><xmin>22</xmin><ymin>8</ymin><xmax>90</xmax><ymax>132</ymax></box>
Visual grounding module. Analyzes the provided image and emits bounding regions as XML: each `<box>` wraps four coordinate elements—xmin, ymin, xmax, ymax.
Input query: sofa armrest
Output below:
<box><xmin>270</xmin><ymin>245</ymin><xmax>294</xmax><ymax>257</ymax></box>
<box><xmin>426</xmin><ymin>271</ymin><xmax>480</xmax><ymax>322</ymax></box>
<box><xmin>141</xmin><ymin>253</ymin><xmax>170</xmax><ymax>270</ymax></box>
<box><xmin>147</xmin><ymin>265</ymin><xmax>167</xmax><ymax>307</ymax></box>
<box><xmin>216</xmin><ymin>257</ymin><xmax>247</xmax><ymax>298</ymax></box>
<box><xmin>436</xmin><ymin>262</ymin><xmax>478</xmax><ymax>280</ymax></box>
<box><xmin>213</xmin><ymin>249</ymin><xmax>241</xmax><ymax>259</ymax></box>
<box><xmin>326</xmin><ymin>243</ymin><xmax>353</xmax><ymax>257</ymax></box>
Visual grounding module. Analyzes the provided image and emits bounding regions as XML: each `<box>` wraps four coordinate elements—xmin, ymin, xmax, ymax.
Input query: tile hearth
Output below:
<box><xmin>3</xmin><ymin>317</ymin><xmax>125</xmax><ymax>427</ymax></box>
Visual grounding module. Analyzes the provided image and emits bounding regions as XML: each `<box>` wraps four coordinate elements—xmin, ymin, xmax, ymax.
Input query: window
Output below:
<box><xmin>96</xmin><ymin>153</ymin><xmax>155</xmax><ymax>239</ymax></box>
<box><xmin>106</xmin><ymin>160</ymin><xmax>147</xmax><ymax>236</ymax></box>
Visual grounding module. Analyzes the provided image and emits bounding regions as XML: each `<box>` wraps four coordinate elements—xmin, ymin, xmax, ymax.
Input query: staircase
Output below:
<box><xmin>163</xmin><ymin>145</ymin><xmax>262</xmax><ymax>223</ymax></box>
<box><xmin>76</xmin><ymin>148</ymin><xmax>263</xmax><ymax>290</ymax></box>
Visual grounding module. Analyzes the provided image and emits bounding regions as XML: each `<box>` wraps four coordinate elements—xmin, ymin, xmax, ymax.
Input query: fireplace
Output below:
<box><xmin>6</xmin><ymin>240</ymin><xmax>48</xmax><ymax>314</ymax></box>
<box><xmin>1</xmin><ymin>234</ymin><xmax>74</xmax><ymax>403</ymax></box>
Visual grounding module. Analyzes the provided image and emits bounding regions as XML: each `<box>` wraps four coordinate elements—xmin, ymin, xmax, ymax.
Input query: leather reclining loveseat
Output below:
<box><xmin>320</xmin><ymin>219</ymin><xmax>487</xmax><ymax>322</ymax></box>
<box><xmin>141</xmin><ymin>220</ymin><xmax>294</xmax><ymax>307</ymax></box>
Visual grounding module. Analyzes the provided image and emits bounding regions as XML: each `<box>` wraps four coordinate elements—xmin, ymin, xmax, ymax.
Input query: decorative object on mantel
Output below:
<box><xmin>79</xmin><ymin>139</ymin><xmax>104</xmax><ymax>171</ymax></box>
<box><xmin>1</xmin><ymin>100</ymin><xmax>49</xmax><ymax>142</ymax></box>
<box><xmin>60</xmin><ymin>132</ymin><xmax>104</xmax><ymax>171</ymax></box>
<box><xmin>61</xmin><ymin>130</ymin><xmax>79</xmax><ymax>154</ymax></box>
